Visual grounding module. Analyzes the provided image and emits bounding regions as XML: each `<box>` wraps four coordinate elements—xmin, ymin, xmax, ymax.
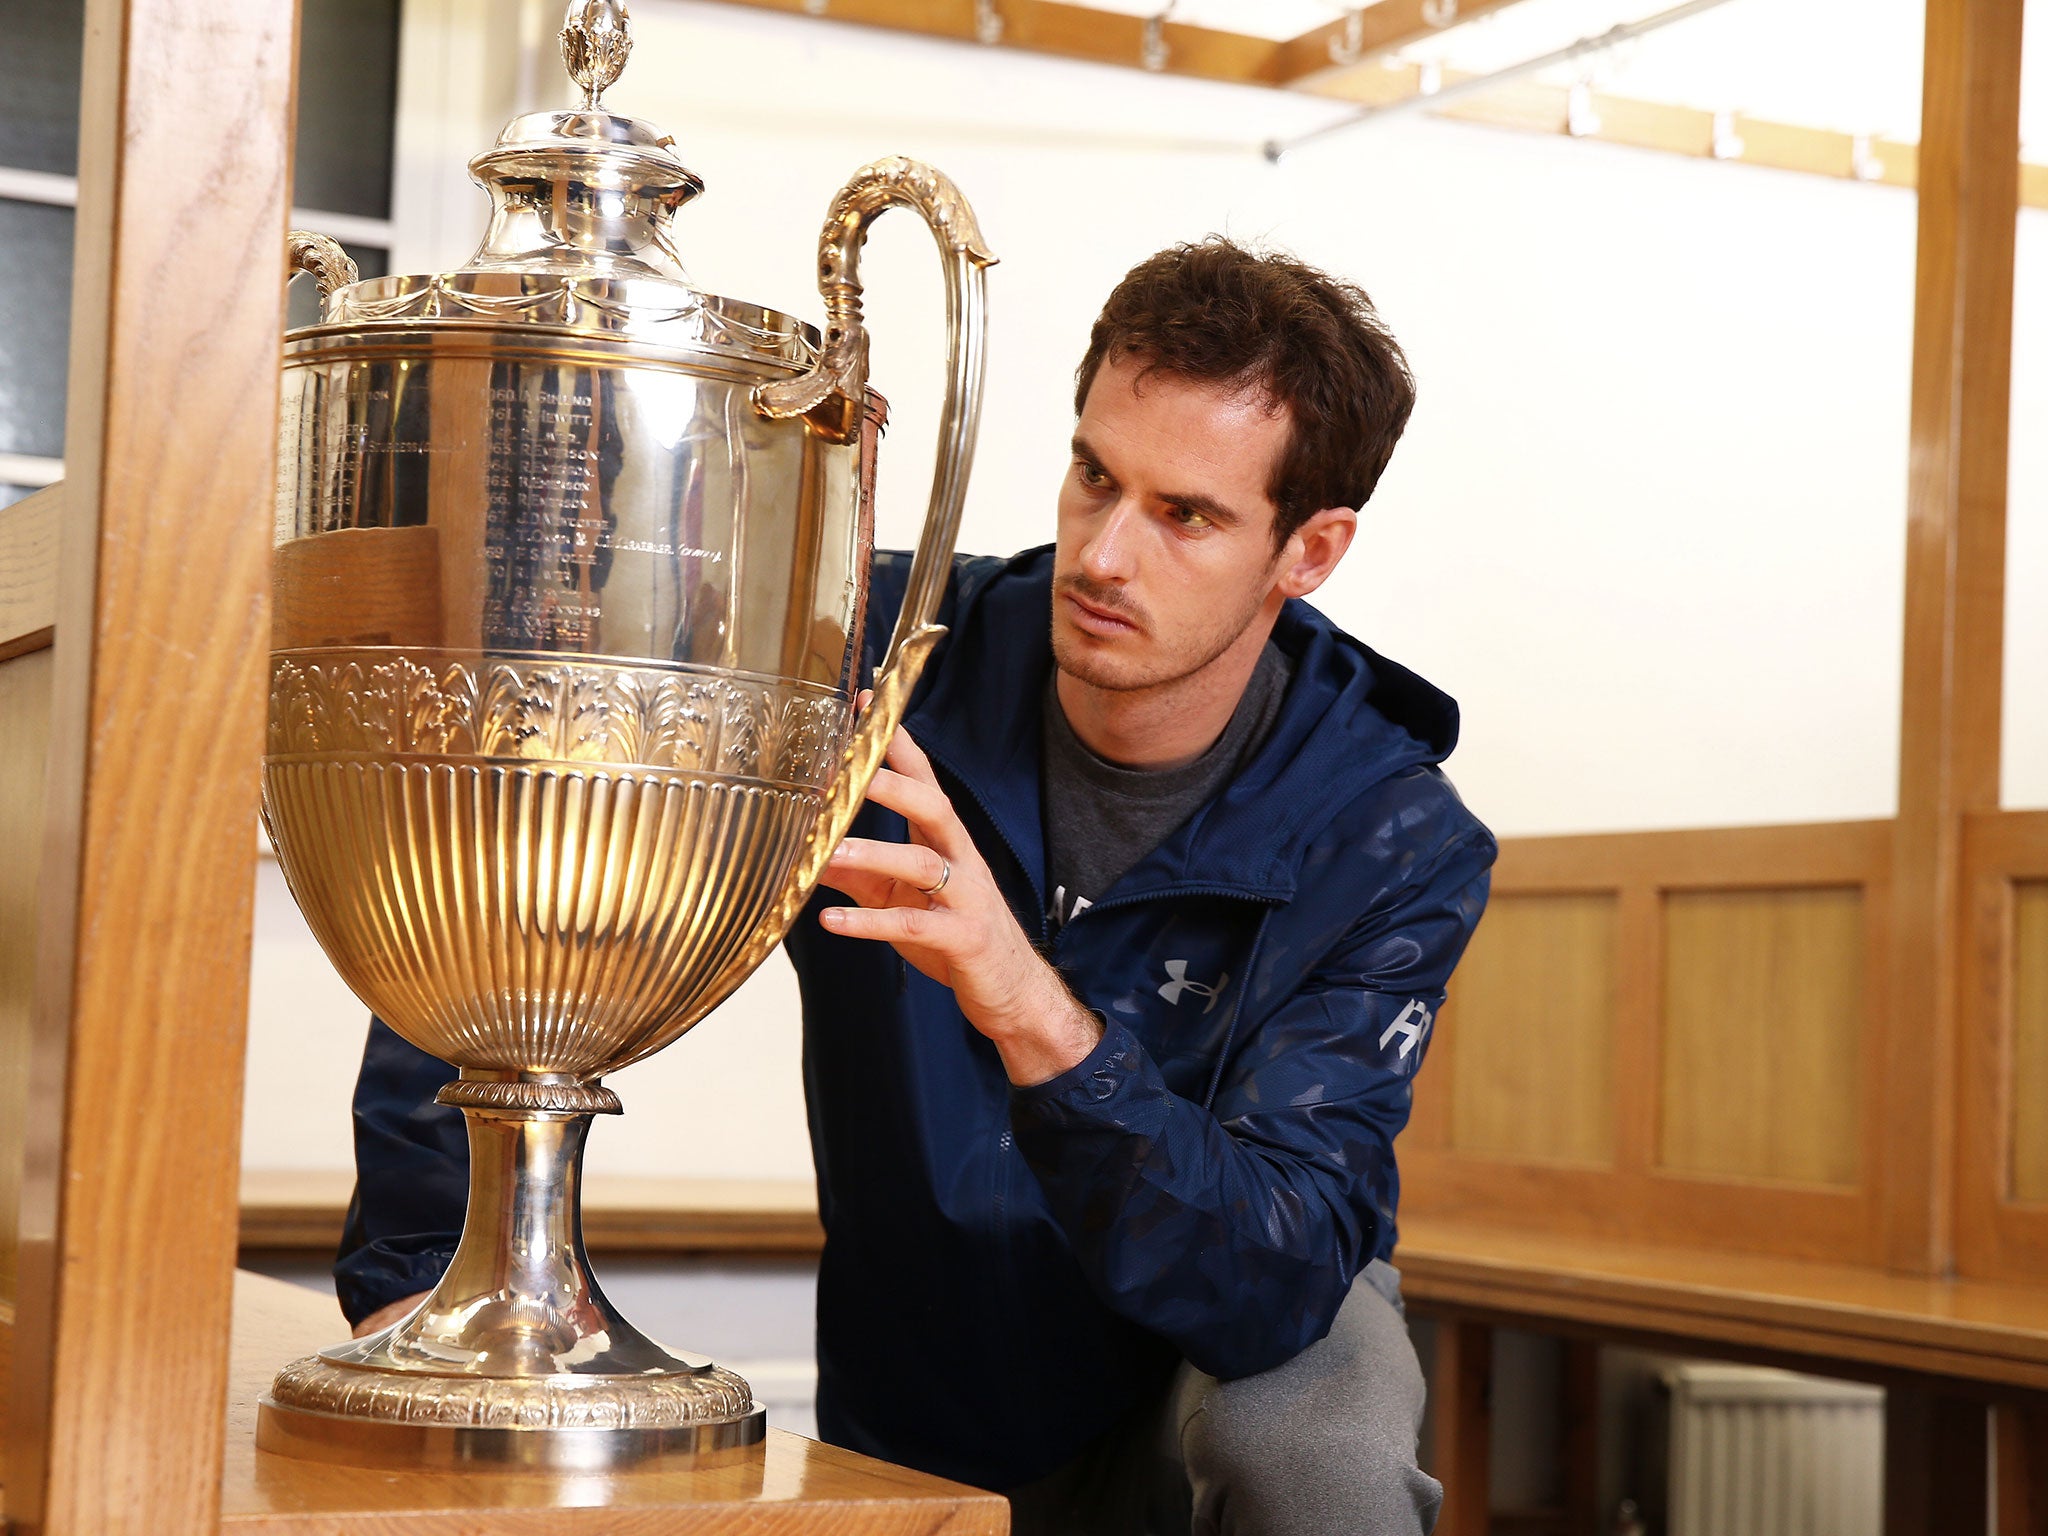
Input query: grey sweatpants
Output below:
<box><xmin>1007</xmin><ymin>1261</ymin><xmax>1441</xmax><ymax>1536</ymax></box>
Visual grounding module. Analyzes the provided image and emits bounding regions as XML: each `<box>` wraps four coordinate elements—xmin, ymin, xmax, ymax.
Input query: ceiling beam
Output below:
<box><xmin>697</xmin><ymin>0</ymin><xmax>1290</xmax><ymax>86</ymax></box>
<box><xmin>1300</xmin><ymin>59</ymin><xmax>2048</xmax><ymax>210</ymax></box>
<box><xmin>693</xmin><ymin>0</ymin><xmax>2047</xmax><ymax>212</ymax></box>
<box><xmin>1272</xmin><ymin>0</ymin><xmax>1538</xmax><ymax>85</ymax></box>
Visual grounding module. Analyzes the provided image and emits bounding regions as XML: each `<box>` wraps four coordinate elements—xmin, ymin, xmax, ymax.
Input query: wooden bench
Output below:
<box><xmin>1395</xmin><ymin>1218</ymin><xmax>2048</xmax><ymax>1536</ymax></box>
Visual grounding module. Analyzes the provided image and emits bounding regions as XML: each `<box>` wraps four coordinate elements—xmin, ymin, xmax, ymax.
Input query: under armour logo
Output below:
<box><xmin>1159</xmin><ymin>960</ymin><xmax>1229</xmax><ymax>1012</ymax></box>
<box><xmin>1378</xmin><ymin>999</ymin><xmax>1434</xmax><ymax>1060</ymax></box>
<box><xmin>1049</xmin><ymin>885</ymin><xmax>1094</xmax><ymax>928</ymax></box>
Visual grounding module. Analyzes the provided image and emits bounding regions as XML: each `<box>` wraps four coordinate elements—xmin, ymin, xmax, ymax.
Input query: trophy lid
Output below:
<box><xmin>464</xmin><ymin>0</ymin><xmax>701</xmax><ymax>287</ymax></box>
<box><xmin>296</xmin><ymin>0</ymin><xmax>814</xmax><ymax>366</ymax></box>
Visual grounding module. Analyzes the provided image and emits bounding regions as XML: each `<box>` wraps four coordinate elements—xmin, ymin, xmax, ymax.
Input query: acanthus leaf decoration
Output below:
<box><xmin>266</xmin><ymin>651</ymin><xmax>842</xmax><ymax>786</ymax></box>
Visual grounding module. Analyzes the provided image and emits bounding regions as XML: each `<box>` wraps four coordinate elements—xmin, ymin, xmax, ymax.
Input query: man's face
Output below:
<box><xmin>1052</xmin><ymin>353</ymin><xmax>1293</xmax><ymax>694</ymax></box>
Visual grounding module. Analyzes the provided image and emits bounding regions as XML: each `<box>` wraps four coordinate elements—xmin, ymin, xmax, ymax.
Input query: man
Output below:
<box><xmin>340</xmin><ymin>239</ymin><xmax>1494</xmax><ymax>1534</ymax></box>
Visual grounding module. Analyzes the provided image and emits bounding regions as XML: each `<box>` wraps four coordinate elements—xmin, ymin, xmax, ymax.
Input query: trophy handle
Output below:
<box><xmin>285</xmin><ymin>230</ymin><xmax>358</xmax><ymax>315</ymax></box>
<box><xmin>756</xmin><ymin>156</ymin><xmax>995</xmax><ymax>667</ymax></box>
<box><xmin>736</xmin><ymin>157</ymin><xmax>995</xmax><ymax>976</ymax></box>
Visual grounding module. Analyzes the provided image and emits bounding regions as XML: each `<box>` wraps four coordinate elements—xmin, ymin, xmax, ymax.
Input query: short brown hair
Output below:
<box><xmin>1074</xmin><ymin>239</ymin><xmax>1415</xmax><ymax>545</ymax></box>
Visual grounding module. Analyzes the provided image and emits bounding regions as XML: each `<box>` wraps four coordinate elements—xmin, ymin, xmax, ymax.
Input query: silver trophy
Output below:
<box><xmin>256</xmin><ymin>0</ymin><xmax>992</xmax><ymax>1470</ymax></box>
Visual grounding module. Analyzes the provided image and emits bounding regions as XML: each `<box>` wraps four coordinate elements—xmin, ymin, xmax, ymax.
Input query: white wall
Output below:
<box><xmin>2005</xmin><ymin>213</ymin><xmax>2047</xmax><ymax>811</ymax></box>
<box><xmin>244</xmin><ymin>0</ymin><xmax>2048</xmax><ymax>1176</ymax></box>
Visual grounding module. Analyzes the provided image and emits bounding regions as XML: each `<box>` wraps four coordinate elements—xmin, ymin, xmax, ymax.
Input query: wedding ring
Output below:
<box><xmin>919</xmin><ymin>857</ymin><xmax>951</xmax><ymax>897</ymax></box>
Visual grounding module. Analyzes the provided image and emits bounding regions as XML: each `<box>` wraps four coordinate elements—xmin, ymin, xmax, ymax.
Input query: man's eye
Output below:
<box><xmin>1076</xmin><ymin>461</ymin><xmax>1110</xmax><ymax>489</ymax></box>
<box><xmin>1169</xmin><ymin>506</ymin><xmax>1213</xmax><ymax>531</ymax></box>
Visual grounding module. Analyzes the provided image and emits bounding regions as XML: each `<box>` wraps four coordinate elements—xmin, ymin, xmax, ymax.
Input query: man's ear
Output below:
<box><xmin>1274</xmin><ymin>507</ymin><xmax>1358</xmax><ymax>600</ymax></box>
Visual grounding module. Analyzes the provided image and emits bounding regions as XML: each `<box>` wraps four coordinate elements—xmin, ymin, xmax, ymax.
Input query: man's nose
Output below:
<box><xmin>1080</xmin><ymin>500</ymin><xmax>1142</xmax><ymax>583</ymax></box>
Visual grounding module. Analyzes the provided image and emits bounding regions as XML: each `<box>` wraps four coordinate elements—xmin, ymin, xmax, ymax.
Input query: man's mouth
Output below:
<box><xmin>1062</xmin><ymin>589</ymin><xmax>1141</xmax><ymax>637</ymax></box>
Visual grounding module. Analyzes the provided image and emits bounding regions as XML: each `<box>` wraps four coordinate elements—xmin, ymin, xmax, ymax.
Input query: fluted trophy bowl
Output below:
<box><xmin>254</xmin><ymin>0</ymin><xmax>992</xmax><ymax>1473</ymax></box>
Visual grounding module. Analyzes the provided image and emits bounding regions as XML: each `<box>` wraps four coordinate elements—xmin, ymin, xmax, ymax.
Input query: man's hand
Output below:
<box><xmin>352</xmin><ymin>1290</ymin><xmax>427</xmax><ymax>1338</ymax></box>
<box><xmin>820</xmin><ymin>720</ymin><xmax>1102</xmax><ymax>1086</ymax></box>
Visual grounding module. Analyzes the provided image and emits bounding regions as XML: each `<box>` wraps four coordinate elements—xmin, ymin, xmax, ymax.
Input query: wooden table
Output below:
<box><xmin>219</xmin><ymin>1271</ymin><xmax>1006</xmax><ymax>1535</ymax></box>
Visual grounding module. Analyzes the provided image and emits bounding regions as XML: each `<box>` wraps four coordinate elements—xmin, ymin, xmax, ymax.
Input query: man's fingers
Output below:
<box><xmin>827</xmin><ymin>837</ymin><xmax>949</xmax><ymax>896</ymax></box>
<box><xmin>819</xmin><ymin>903</ymin><xmax>943</xmax><ymax>944</ymax></box>
<box><xmin>886</xmin><ymin>726</ymin><xmax>939</xmax><ymax>785</ymax></box>
<box><xmin>814</xmin><ymin>861</ymin><xmax>896</xmax><ymax>908</ymax></box>
<box><xmin>863</xmin><ymin>767</ymin><xmax>966</xmax><ymax>853</ymax></box>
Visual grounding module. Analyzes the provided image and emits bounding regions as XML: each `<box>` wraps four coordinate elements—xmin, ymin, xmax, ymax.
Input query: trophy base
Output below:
<box><xmin>256</xmin><ymin>1100</ymin><xmax>773</xmax><ymax>1473</ymax></box>
<box><xmin>256</xmin><ymin>1352</ymin><xmax>767</xmax><ymax>1472</ymax></box>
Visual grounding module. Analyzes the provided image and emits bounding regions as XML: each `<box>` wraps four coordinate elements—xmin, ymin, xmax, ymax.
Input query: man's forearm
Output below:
<box><xmin>974</xmin><ymin>957</ymin><xmax>1104</xmax><ymax>1088</ymax></box>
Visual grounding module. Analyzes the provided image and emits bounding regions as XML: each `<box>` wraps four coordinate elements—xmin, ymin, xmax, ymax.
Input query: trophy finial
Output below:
<box><xmin>561</xmin><ymin>0</ymin><xmax>633</xmax><ymax>109</ymax></box>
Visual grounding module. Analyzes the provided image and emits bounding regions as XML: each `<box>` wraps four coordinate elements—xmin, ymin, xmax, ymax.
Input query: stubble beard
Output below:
<box><xmin>1050</xmin><ymin>572</ymin><xmax>1272</xmax><ymax>696</ymax></box>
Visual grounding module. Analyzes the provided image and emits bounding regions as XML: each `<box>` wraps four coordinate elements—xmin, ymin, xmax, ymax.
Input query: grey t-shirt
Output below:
<box><xmin>1041</xmin><ymin>642</ymin><xmax>1293</xmax><ymax>934</ymax></box>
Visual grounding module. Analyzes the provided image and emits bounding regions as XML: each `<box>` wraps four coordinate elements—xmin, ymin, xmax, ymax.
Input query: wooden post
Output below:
<box><xmin>1883</xmin><ymin>0</ymin><xmax>2026</xmax><ymax>1275</ymax></box>
<box><xmin>1432</xmin><ymin>1319</ymin><xmax>1493</xmax><ymax>1536</ymax></box>
<box><xmin>1995</xmin><ymin>1397</ymin><xmax>2048</xmax><ymax>1536</ymax></box>
<box><xmin>4</xmin><ymin>0</ymin><xmax>298</xmax><ymax>1528</ymax></box>
<box><xmin>1561</xmin><ymin>1339</ymin><xmax>1602</xmax><ymax>1536</ymax></box>
<box><xmin>1886</xmin><ymin>1389</ymin><xmax>1989</xmax><ymax>1536</ymax></box>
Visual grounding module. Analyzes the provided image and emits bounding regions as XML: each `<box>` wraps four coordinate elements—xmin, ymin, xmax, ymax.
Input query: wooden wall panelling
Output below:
<box><xmin>2012</xmin><ymin>880</ymin><xmax>2048</xmax><ymax>1204</ymax></box>
<box><xmin>1407</xmin><ymin>1000</ymin><xmax>1452</xmax><ymax>1151</ymax></box>
<box><xmin>1956</xmin><ymin>810</ymin><xmax>2048</xmax><ymax>1282</ymax></box>
<box><xmin>4</xmin><ymin>0</ymin><xmax>298</xmax><ymax>1528</ymax></box>
<box><xmin>1658</xmin><ymin>887</ymin><xmax>1865</xmax><ymax>1187</ymax></box>
<box><xmin>0</xmin><ymin>648</ymin><xmax>56</xmax><ymax>1306</ymax></box>
<box><xmin>1397</xmin><ymin>1150</ymin><xmax>1881</xmax><ymax>1263</ymax></box>
<box><xmin>1403</xmin><ymin>823</ymin><xmax>1890</xmax><ymax>1266</ymax></box>
<box><xmin>0</xmin><ymin>484</ymin><xmax>60</xmax><ymax>1334</ymax></box>
<box><xmin>1443</xmin><ymin>891</ymin><xmax>1619</xmax><ymax>1166</ymax></box>
<box><xmin>1612</xmin><ymin>883</ymin><xmax>1663</xmax><ymax>1176</ymax></box>
<box><xmin>1884</xmin><ymin>0</ymin><xmax>2025</xmax><ymax>1275</ymax></box>
<box><xmin>1491</xmin><ymin>822</ymin><xmax>1892</xmax><ymax>893</ymax></box>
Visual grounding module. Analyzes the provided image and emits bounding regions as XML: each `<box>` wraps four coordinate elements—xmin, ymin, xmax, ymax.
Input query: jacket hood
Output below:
<box><xmin>902</xmin><ymin>546</ymin><xmax>1464</xmax><ymax>903</ymax></box>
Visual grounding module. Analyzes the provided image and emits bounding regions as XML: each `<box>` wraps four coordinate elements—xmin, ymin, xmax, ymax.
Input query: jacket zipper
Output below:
<box><xmin>1050</xmin><ymin>881</ymin><xmax>1285</xmax><ymax>959</ymax></box>
<box><xmin>914</xmin><ymin>741</ymin><xmax>1037</xmax><ymax>1344</ymax></box>
<box><xmin>916</xmin><ymin>741</ymin><xmax>1052</xmax><ymax>948</ymax></box>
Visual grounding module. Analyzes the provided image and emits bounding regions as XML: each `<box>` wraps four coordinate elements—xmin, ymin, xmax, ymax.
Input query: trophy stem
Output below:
<box><xmin>414</xmin><ymin>1101</ymin><xmax>628</xmax><ymax>1372</ymax></box>
<box><xmin>256</xmin><ymin>1089</ymin><xmax>765</xmax><ymax>1469</ymax></box>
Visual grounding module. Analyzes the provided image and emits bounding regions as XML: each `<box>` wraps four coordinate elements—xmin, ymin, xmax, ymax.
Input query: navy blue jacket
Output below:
<box><xmin>337</xmin><ymin>546</ymin><xmax>1494</xmax><ymax>1492</ymax></box>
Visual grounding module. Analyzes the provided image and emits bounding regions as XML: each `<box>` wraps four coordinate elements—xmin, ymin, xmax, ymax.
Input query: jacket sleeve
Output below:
<box><xmin>1009</xmin><ymin>829</ymin><xmax>1493</xmax><ymax>1381</ymax></box>
<box><xmin>332</xmin><ymin>1018</ymin><xmax>469</xmax><ymax>1326</ymax></box>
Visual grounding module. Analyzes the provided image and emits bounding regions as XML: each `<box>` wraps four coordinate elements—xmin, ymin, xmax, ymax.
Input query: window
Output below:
<box><xmin>0</xmin><ymin>0</ymin><xmax>402</xmax><ymax>485</ymax></box>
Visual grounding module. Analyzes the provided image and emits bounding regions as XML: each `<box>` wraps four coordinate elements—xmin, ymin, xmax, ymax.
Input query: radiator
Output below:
<box><xmin>1656</xmin><ymin>1363</ymin><xmax>1883</xmax><ymax>1536</ymax></box>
